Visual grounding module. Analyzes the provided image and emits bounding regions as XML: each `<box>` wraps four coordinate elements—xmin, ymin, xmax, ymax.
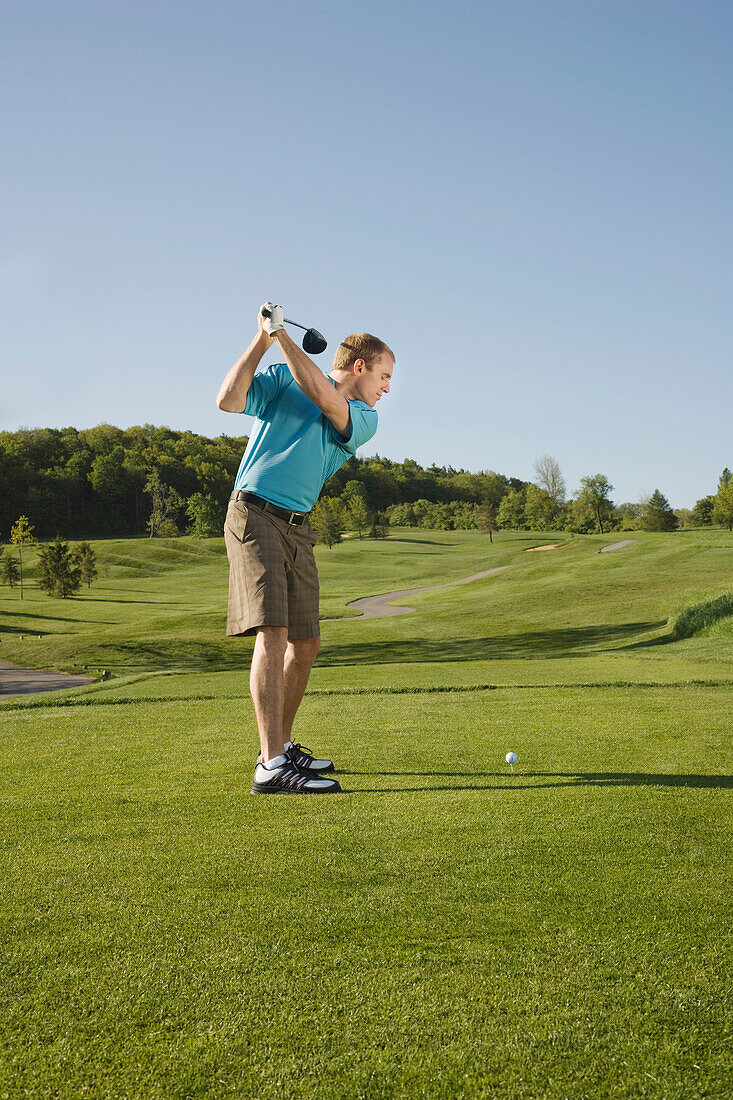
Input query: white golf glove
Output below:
<box><xmin>260</xmin><ymin>303</ymin><xmax>285</xmax><ymax>335</ymax></box>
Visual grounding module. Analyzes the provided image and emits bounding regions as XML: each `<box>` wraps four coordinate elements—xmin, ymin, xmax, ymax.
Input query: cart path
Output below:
<box><xmin>0</xmin><ymin>659</ymin><xmax>94</xmax><ymax>698</ymax></box>
<box><xmin>343</xmin><ymin>566</ymin><xmax>512</xmax><ymax>619</ymax></box>
<box><xmin>598</xmin><ymin>540</ymin><xmax>635</xmax><ymax>553</ymax></box>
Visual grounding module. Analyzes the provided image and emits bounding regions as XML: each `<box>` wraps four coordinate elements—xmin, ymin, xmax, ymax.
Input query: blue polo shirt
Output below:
<box><xmin>233</xmin><ymin>363</ymin><xmax>378</xmax><ymax>512</ymax></box>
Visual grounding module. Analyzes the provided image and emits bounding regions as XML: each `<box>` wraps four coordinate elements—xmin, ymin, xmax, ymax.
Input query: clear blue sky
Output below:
<box><xmin>2</xmin><ymin>0</ymin><xmax>731</xmax><ymax>508</ymax></box>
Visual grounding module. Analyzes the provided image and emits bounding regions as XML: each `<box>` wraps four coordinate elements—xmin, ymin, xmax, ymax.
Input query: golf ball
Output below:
<box><xmin>505</xmin><ymin>751</ymin><xmax>518</xmax><ymax>766</ymax></box>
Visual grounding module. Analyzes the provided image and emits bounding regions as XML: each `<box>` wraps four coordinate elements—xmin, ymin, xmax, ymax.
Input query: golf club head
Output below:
<box><xmin>302</xmin><ymin>328</ymin><xmax>327</xmax><ymax>355</ymax></box>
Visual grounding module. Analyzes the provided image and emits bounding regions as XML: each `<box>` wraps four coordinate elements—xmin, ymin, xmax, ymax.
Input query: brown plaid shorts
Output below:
<box><xmin>224</xmin><ymin>499</ymin><xmax>320</xmax><ymax>639</ymax></box>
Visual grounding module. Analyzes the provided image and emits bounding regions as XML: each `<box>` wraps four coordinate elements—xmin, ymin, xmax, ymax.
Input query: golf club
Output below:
<box><xmin>260</xmin><ymin>306</ymin><xmax>328</xmax><ymax>355</ymax></box>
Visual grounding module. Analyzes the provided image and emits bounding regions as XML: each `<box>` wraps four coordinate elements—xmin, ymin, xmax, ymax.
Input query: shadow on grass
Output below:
<box><xmin>105</xmin><ymin>641</ymin><xmax>247</xmax><ymax>671</ymax></box>
<box><xmin>0</xmin><ymin>609</ymin><xmax>91</xmax><ymax>624</ymax></box>
<box><xmin>79</xmin><ymin>597</ymin><xmax>172</xmax><ymax>605</ymax></box>
<box><xmin>318</xmin><ymin>622</ymin><xmax>665</xmax><ymax>664</ymax></box>
<box><xmin>382</xmin><ymin>538</ymin><xmax>448</xmax><ymax>548</ymax></box>
<box><xmin>619</xmin><ymin>633</ymin><xmax>677</xmax><ymax>651</ymax></box>
<box><xmin>10</xmin><ymin>619</ymin><xmax>662</xmax><ymax>677</ymax></box>
<box><xmin>345</xmin><ymin>771</ymin><xmax>733</xmax><ymax>793</ymax></box>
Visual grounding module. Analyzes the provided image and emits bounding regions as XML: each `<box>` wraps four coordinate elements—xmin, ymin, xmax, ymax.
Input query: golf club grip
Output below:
<box><xmin>260</xmin><ymin>307</ymin><xmax>306</xmax><ymax>332</ymax></box>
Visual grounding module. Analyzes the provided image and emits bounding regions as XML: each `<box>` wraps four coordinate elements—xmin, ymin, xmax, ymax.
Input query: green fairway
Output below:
<box><xmin>1</xmin><ymin>530</ymin><xmax>731</xmax><ymax>1097</ymax></box>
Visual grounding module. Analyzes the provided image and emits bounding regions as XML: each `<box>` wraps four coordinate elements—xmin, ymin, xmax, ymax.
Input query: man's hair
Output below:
<box><xmin>331</xmin><ymin>332</ymin><xmax>395</xmax><ymax>373</ymax></box>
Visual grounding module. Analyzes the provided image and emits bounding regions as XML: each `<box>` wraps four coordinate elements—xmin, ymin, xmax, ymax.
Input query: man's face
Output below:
<box><xmin>355</xmin><ymin>352</ymin><xmax>394</xmax><ymax>407</ymax></box>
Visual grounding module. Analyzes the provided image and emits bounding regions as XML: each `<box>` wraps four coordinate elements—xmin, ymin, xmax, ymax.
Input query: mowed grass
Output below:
<box><xmin>1</xmin><ymin>529</ymin><xmax>732</xmax><ymax>1097</ymax></box>
<box><xmin>2</xmin><ymin>527</ymin><xmax>733</xmax><ymax>680</ymax></box>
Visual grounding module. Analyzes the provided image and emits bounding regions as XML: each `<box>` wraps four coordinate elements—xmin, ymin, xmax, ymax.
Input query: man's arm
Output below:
<box><xmin>273</xmin><ymin>328</ymin><xmax>351</xmax><ymax>436</ymax></box>
<box><xmin>216</xmin><ymin>310</ymin><xmax>273</xmax><ymax>412</ymax></box>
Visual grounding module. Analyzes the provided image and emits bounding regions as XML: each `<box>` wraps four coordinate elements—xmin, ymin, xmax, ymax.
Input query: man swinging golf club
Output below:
<box><xmin>216</xmin><ymin>303</ymin><xmax>395</xmax><ymax>793</ymax></box>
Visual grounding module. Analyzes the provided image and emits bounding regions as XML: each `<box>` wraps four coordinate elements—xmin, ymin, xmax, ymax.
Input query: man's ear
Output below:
<box><xmin>354</xmin><ymin>358</ymin><xmax>366</xmax><ymax>375</ymax></box>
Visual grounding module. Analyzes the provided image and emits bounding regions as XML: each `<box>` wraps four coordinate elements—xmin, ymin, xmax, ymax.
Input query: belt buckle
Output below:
<box><xmin>288</xmin><ymin>510</ymin><xmax>300</xmax><ymax>525</ymax></box>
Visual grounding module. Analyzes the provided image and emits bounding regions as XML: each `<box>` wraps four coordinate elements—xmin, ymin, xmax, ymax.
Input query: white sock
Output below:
<box><xmin>263</xmin><ymin>753</ymin><xmax>287</xmax><ymax>770</ymax></box>
<box><xmin>257</xmin><ymin>744</ymin><xmax>293</xmax><ymax>764</ymax></box>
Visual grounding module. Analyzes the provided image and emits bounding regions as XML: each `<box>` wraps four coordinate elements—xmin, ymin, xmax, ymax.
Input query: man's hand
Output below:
<box><xmin>260</xmin><ymin>302</ymin><xmax>284</xmax><ymax>337</ymax></box>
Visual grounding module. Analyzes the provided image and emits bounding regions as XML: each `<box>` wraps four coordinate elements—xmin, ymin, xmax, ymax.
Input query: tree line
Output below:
<box><xmin>0</xmin><ymin>425</ymin><xmax>247</xmax><ymax>540</ymax></box>
<box><xmin>313</xmin><ymin>465</ymin><xmax>732</xmax><ymax>546</ymax></box>
<box><xmin>0</xmin><ymin>423</ymin><xmax>527</xmax><ymax>540</ymax></box>
<box><xmin>1</xmin><ymin>426</ymin><xmax>731</xmax><ymax>551</ymax></box>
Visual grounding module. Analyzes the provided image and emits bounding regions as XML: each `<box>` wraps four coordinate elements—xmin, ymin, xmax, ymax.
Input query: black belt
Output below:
<box><xmin>230</xmin><ymin>489</ymin><xmax>308</xmax><ymax>526</ymax></box>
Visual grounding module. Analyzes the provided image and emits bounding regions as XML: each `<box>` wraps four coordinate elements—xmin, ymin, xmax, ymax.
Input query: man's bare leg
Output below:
<box><xmin>282</xmin><ymin>636</ymin><xmax>321</xmax><ymax>741</ymax></box>
<box><xmin>249</xmin><ymin>627</ymin><xmax>338</xmax><ymax>794</ymax></box>
<box><xmin>250</xmin><ymin>626</ymin><xmax>289</xmax><ymax>762</ymax></box>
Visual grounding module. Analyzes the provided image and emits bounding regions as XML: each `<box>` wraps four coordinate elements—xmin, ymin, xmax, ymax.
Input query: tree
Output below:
<box><xmin>342</xmin><ymin>480</ymin><xmax>366</xmax><ymax>505</ymax></box>
<box><xmin>310</xmin><ymin>498</ymin><xmax>344</xmax><ymax>548</ymax></box>
<box><xmin>37</xmin><ymin>535</ymin><xmax>82</xmax><ymax>597</ymax></box>
<box><xmin>145</xmin><ymin>471</ymin><xmax>182</xmax><ymax>537</ymax></box>
<box><xmin>341</xmin><ymin>480</ymin><xmax>372</xmax><ymax>538</ymax></box>
<box><xmin>615</xmin><ymin>502</ymin><xmax>643</xmax><ymax>531</ymax></box>
<box><xmin>346</xmin><ymin>494</ymin><xmax>370</xmax><ymax>539</ymax></box>
<box><xmin>387</xmin><ymin>502</ymin><xmax>417</xmax><ymax>526</ymax></box>
<box><xmin>186</xmin><ymin>493</ymin><xmax>222</xmax><ymax>538</ymax></box>
<box><xmin>10</xmin><ymin>515</ymin><xmax>36</xmax><ymax>600</ymax></box>
<box><xmin>713</xmin><ymin>468</ymin><xmax>733</xmax><ymax>530</ymax></box>
<box><xmin>533</xmin><ymin>455</ymin><xmax>566</xmax><ymax>508</ymax></box>
<box><xmin>72</xmin><ymin>541</ymin><xmax>98</xmax><ymax>587</ymax></box>
<box><xmin>691</xmin><ymin>496</ymin><xmax>714</xmax><ymax>527</ymax></box>
<box><xmin>122</xmin><ymin>449</ymin><xmax>150</xmax><ymax>531</ymax></box>
<box><xmin>568</xmin><ymin>497</ymin><xmax>596</xmax><ymax>533</ymax></box>
<box><xmin>642</xmin><ymin>489</ymin><xmax>678</xmax><ymax>532</ymax></box>
<box><xmin>1</xmin><ymin>550</ymin><xmax>20</xmax><ymax>589</ymax></box>
<box><xmin>524</xmin><ymin>484</ymin><xmax>557</xmax><ymax>531</ymax></box>
<box><xmin>369</xmin><ymin>512</ymin><xmax>389</xmax><ymax>539</ymax></box>
<box><xmin>574</xmin><ymin>475</ymin><xmax>614</xmax><ymax>534</ymax></box>
<box><xmin>478</xmin><ymin>499</ymin><xmax>497</xmax><ymax>543</ymax></box>
<box><xmin>88</xmin><ymin>447</ymin><xmax>126</xmax><ymax>496</ymax></box>
<box><xmin>497</xmin><ymin>488</ymin><xmax>527</xmax><ymax>529</ymax></box>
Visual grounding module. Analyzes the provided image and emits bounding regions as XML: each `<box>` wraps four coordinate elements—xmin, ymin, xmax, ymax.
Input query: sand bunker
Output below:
<box><xmin>525</xmin><ymin>544</ymin><xmax>562</xmax><ymax>552</ymax></box>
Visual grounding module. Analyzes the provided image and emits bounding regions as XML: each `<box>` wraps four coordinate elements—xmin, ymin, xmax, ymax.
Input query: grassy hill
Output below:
<box><xmin>1</xmin><ymin>527</ymin><xmax>732</xmax><ymax>684</ymax></box>
<box><xmin>1</xmin><ymin>529</ymin><xmax>731</xmax><ymax>1097</ymax></box>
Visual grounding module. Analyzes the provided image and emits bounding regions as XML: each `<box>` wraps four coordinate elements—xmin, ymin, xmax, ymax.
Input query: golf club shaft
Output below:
<box><xmin>260</xmin><ymin>307</ymin><xmax>326</xmax><ymax>353</ymax></box>
<box><xmin>260</xmin><ymin>307</ymin><xmax>308</xmax><ymax>332</ymax></box>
